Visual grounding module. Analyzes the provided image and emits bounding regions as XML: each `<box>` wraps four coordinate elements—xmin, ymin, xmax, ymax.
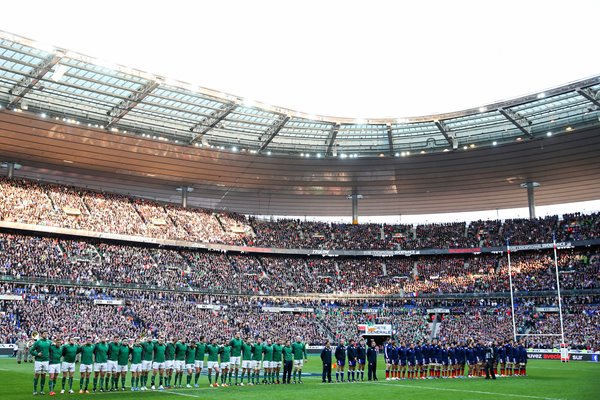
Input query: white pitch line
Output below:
<box><xmin>368</xmin><ymin>381</ymin><xmax>564</xmax><ymax>400</ymax></box>
<box><xmin>168</xmin><ymin>391</ymin><xmax>201</xmax><ymax>398</ymax></box>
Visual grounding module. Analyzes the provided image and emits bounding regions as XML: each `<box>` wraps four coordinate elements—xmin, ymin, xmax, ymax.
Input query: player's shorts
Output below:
<box><xmin>79</xmin><ymin>363</ymin><xmax>93</xmax><ymax>374</ymax></box>
<box><xmin>408</xmin><ymin>360</ymin><xmax>416</xmax><ymax>367</ymax></box>
<box><xmin>358</xmin><ymin>358</ymin><xmax>365</xmax><ymax>365</ymax></box>
<box><xmin>107</xmin><ymin>360</ymin><xmax>118</xmax><ymax>372</ymax></box>
<box><xmin>272</xmin><ymin>361</ymin><xmax>282</xmax><ymax>368</ymax></box>
<box><xmin>49</xmin><ymin>363</ymin><xmax>61</xmax><ymax>374</ymax></box>
<box><xmin>186</xmin><ymin>363</ymin><xmax>195</xmax><ymax>370</ymax></box>
<box><xmin>117</xmin><ymin>364</ymin><xmax>128</xmax><ymax>373</ymax></box>
<box><xmin>130</xmin><ymin>363</ymin><xmax>142</xmax><ymax>373</ymax></box>
<box><xmin>152</xmin><ymin>362</ymin><xmax>165</xmax><ymax>370</ymax></box>
<box><xmin>229</xmin><ymin>357</ymin><xmax>240</xmax><ymax>367</ymax></box>
<box><xmin>336</xmin><ymin>359</ymin><xmax>345</xmax><ymax>367</ymax></box>
<box><xmin>194</xmin><ymin>360</ymin><xmax>204</xmax><ymax>369</ymax></box>
<box><xmin>207</xmin><ymin>361</ymin><xmax>219</xmax><ymax>370</ymax></box>
<box><xmin>510</xmin><ymin>357</ymin><xmax>517</xmax><ymax>364</ymax></box>
<box><xmin>34</xmin><ymin>361</ymin><xmax>50</xmax><ymax>373</ymax></box>
<box><xmin>94</xmin><ymin>362</ymin><xmax>108</xmax><ymax>372</ymax></box>
<box><xmin>242</xmin><ymin>360</ymin><xmax>252</xmax><ymax>369</ymax></box>
<box><xmin>416</xmin><ymin>358</ymin><xmax>423</xmax><ymax>365</ymax></box>
<box><xmin>442</xmin><ymin>359</ymin><xmax>449</xmax><ymax>366</ymax></box>
<box><xmin>385</xmin><ymin>359</ymin><xmax>391</xmax><ymax>366</ymax></box>
<box><xmin>164</xmin><ymin>360</ymin><xmax>174</xmax><ymax>370</ymax></box>
<box><xmin>219</xmin><ymin>362</ymin><xmax>230</xmax><ymax>369</ymax></box>
<box><xmin>173</xmin><ymin>360</ymin><xmax>185</xmax><ymax>371</ymax></box>
<box><xmin>293</xmin><ymin>359</ymin><xmax>304</xmax><ymax>368</ymax></box>
<box><xmin>498</xmin><ymin>356</ymin><xmax>506</xmax><ymax>364</ymax></box>
<box><xmin>251</xmin><ymin>361</ymin><xmax>260</xmax><ymax>369</ymax></box>
<box><xmin>400</xmin><ymin>359</ymin><xmax>406</xmax><ymax>366</ymax></box>
<box><xmin>423</xmin><ymin>357</ymin><xmax>430</xmax><ymax>365</ymax></box>
<box><xmin>61</xmin><ymin>362</ymin><xmax>75</xmax><ymax>373</ymax></box>
<box><xmin>468</xmin><ymin>359</ymin><xmax>477</xmax><ymax>365</ymax></box>
<box><xmin>142</xmin><ymin>360</ymin><xmax>153</xmax><ymax>371</ymax></box>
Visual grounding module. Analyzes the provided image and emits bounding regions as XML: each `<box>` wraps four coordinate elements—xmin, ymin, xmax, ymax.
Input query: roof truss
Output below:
<box><xmin>326</xmin><ymin>123</ymin><xmax>340</xmax><ymax>156</ymax></box>
<box><xmin>577</xmin><ymin>88</ymin><xmax>600</xmax><ymax>109</ymax></box>
<box><xmin>386</xmin><ymin>124</ymin><xmax>395</xmax><ymax>155</ymax></box>
<box><xmin>7</xmin><ymin>53</ymin><xmax>63</xmax><ymax>109</ymax></box>
<box><xmin>258</xmin><ymin>116</ymin><xmax>291</xmax><ymax>153</ymax></box>
<box><xmin>498</xmin><ymin>108</ymin><xmax>533</xmax><ymax>139</ymax></box>
<box><xmin>189</xmin><ymin>102</ymin><xmax>237</xmax><ymax>144</ymax></box>
<box><xmin>434</xmin><ymin>120</ymin><xmax>455</xmax><ymax>148</ymax></box>
<box><xmin>106</xmin><ymin>80</ymin><xmax>159</xmax><ymax>129</ymax></box>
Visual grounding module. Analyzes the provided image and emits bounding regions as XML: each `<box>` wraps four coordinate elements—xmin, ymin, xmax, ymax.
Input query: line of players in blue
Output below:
<box><xmin>329</xmin><ymin>337</ymin><xmax>528</xmax><ymax>382</ymax></box>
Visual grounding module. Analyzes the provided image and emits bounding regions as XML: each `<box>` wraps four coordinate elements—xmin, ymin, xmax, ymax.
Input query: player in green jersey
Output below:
<box><xmin>185</xmin><ymin>341</ymin><xmax>196</xmax><ymax>388</ymax></box>
<box><xmin>206</xmin><ymin>338</ymin><xmax>221</xmax><ymax>387</ymax></box>
<box><xmin>151</xmin><ymin>337</ymin><xmax>167</xmax><ymax>390</ymax></box>
<box><xmin>60</xmin><ymin>337</ymin><xmax>78</xmax><ymax>393</ymax></box>
<box><xmin>92</xmin><ymin>337</ymin><xmax>109</xmax><ymax>392</ymax></box>
<box><xmin>77</xmin><ymin>336</ymin><xmax>95</xmax><ymax>393</ymax></box>
<box><xmin>107</xmin><ymin>336</ymin><xmax>121</xmax><ymax>391</ymax></box>
<box><xmin>240</xmin><ymin>337</ymin><xmax>254</xmax><ymax>386</ymax></box>
<box><xmin>262</xmin><ymin>338</ymin><xmax>274</xmax><ymax>384</ymax></box>
<box><xmin>140</xmin><ymin>337</ymin><xmax>154</xmax><ymax>390</ymax></box>
<box><xmin>272</xmin><ymin>339</ymin><xmax>284</xmax><ymax>384</ymax></box>
<box><xmin>228</xmin><ymin>332</ymin><xmax>243</xmax><ymax>385</ymax></box>
<box><xmin>194</xmin><ymin>336</ymin><xmax>207</xmax><ymax>387</ymax></box>
<box><xmin>282</xmin><ymin>339</ymin><xmax>293</xmax><ymax>384</ymax></box>
<box><xmin>130</xmin><ymin>338</ymin><xmax>143</xmax><ymax>391</ymax></box>
<box><xmin>251</xmin><ymin>337</ymin><xmax>265</xmax><ymax>385</ymax></box>
<box><xmin>219</xmin><ymin>341</ymin><xmax>232</xmax><ymax>386</ymax></box>
<box><xmin>48</xmin><ymin>337</ymin><xmax>63</xmax><ymax>395</ymax></box>
<box><xmin>292</xmin><ymin>336</ymin><xmax>308</xmax><ymax>383</ymax></box>
<box><xmin>117</xmin><ymin>338</ymin><xmax>131</xmax><ymax>391</ymax></box>
<box><xmin>30</xmin><ymin>330</ymin><xmax>51</xmax><ymax>395</ymax></box>
<box><xmin>164</xmin><ymin>337</ymin><xmax>176</xmax><ymax>389</ymax></box>
<box><xmin>173</xmin><ymin>338</ymin><xmax>187</xmax><ymax>388</ymax></box>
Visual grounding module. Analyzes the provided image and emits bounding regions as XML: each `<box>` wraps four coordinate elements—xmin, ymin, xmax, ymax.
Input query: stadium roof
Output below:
<box><xmin>1</xmin><ymin>31</ymin><xmax>599</xmax><ymax>159</ymax></box>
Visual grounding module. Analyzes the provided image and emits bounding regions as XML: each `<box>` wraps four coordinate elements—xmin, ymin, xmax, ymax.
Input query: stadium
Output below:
<box><xmin>0</xmin><ymin>2</ymin><xmax>599</xmax><ymax>399</ymax></box>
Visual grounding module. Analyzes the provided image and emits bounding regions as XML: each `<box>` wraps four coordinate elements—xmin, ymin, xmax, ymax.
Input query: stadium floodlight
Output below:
<box><xmin>479</xmin><ymin>106</ymin><xmax>487</xmax><ymax>112</ymax></box>
<box><xmin>537</xmin><ymin>92</ymin><xmax>546</xmax><ymax>99</ymax></box>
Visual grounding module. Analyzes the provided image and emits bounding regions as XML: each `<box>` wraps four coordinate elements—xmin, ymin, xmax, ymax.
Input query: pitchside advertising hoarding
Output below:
<box><xmin>357</xmin><ymin>324</ymin><xmax>392</xmax><ymax>336</ymax></box>
<box><xmin>526</xmin><ymin>349</ymin><xmax>599</xmax><ymax>362</ymax></box>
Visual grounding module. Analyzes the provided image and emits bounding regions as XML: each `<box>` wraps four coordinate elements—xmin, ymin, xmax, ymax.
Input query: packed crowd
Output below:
<box><xmin>2</xmin><ymin>178</ymin><xmax>599</xmax><ymax>250</ymax></box>
<box><xmin>1</xmin><ymin>233</ymin><xmax>599</xmax><ymax>296</ymax></box>
<box><xmin>2</xmin><ymin>285</ymin><xmax>599</xmax><ymax>352</ymax></box>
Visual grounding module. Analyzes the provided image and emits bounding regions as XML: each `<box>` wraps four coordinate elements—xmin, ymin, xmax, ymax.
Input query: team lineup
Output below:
<box><xmin>26</xmin><ymin>329</ymin><xmax>528</xmax><ymax>395</ymax></box>
<box><xmin>27</xmin><ymin>331</ymin><xmax>309</xmax><ymax>395</ymax></box>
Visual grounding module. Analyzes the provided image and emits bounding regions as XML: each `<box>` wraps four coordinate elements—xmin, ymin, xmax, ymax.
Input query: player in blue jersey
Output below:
<box><xmin>356</xmin><ymin>339</ymin><xmax>366</xmax><ymax>381</ymax></box>
<box><xmin>346</xmin><ymin>339</ymin><xmax>357</xmax><ymax>382</ymax></box>
<box><xmin>334</xmin><ymin>339</ymin><xmax>346</xmax><ymax>383</ymax></box>
<box><xmin>497</xmin><ymin>341</ymin><xmax>507</xmax><ymax>376</ymax></box>
<box><xmin>383</xmin><ymin>339</ymin><xmax>392</xmax><ymax>380</ymax></box>
<box><xmin>414</xmin><ymin>342</ymin><xmax>424</xmax><ymax>379</ymax></box>
<box><xmin>466</xmin><ymin>343</ymin><xmax>476</xmax><ymax>377</ymax></box>
<box><xmin>396</xmin><ymin>342</ymin><xmax>405</xmax><ymax>380</ymax></box>
<box><xmin>407</xmin><ymin>343</ymin><xmax>416</xmax><ymax>379</ymax></box>
<box><xmin>517</xmin><ymin>341</ymin><xmax>527</xmax><ymax>376</ymax></box>
<box><xmin>448</xmin><ymin>343</ymin><xmax>456</xmax><ymax>378</ymax></box>
<box><xmin>441</xmin><ymin>344</ymin><xmax>449</xmax><ymax>378</ymax></box>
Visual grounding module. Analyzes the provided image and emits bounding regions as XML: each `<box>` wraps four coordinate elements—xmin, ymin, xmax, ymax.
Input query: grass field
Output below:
<box><xmin>0</xmin><ymin>356</ymin><xmax>598</xmax><ymax>400</ymax></box>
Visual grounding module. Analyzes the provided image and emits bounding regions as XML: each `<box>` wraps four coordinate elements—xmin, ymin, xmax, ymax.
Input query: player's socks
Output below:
<box><xmin>93</xmin><ymin>377</ymin><xmax>98</xmax><ymax>390</ymax></box>
<box><xmin>62</xmin><ymin>377</ymin><xmax>66</xmax><ymax>390</ymax></box>
<box><xmin>385</xmin><ymin>370</ymin><xmax>389</xmax><ymax>379</ymax></box>
<box><xmin>68</xmin><ymin>377</ymin><xmax>73</xmax><ymax>390</ymax></box>
<box><xmin>336</xmin><ymin>371</ymin><xmax>339</xmax><ymax>382</ymax></box>
<box><xmin>195</xmin><ymin>372</ymin><xmax>200</xmax><ymax>384</ymax></box>
<box><xmin>208</xmin><ymin>372</ymin><xmax>212</xmax><ymax>384</ymax></box>
<box><xmin>48</xmin><ymin>379</ymin><xmax>53</xmax><ymax>392</ymax></box>
<box><xmin>361</xmin><ymin>371</ymin><xmax>364</xmax><ymax>380</ymax></box>
<box><xmin>33</xmin><ymin>377</ymin><xmax>38</xmax><ymax>392</ymax></box>
<box><xmin>40</xmin><ymin>376</ymin><xmax>46</xmax><ymax>391</ymax></box>
<box><xmin>240</xmin><ymin>370</ymin><xmax>244</xmax><ymax>383</ymax></box>
<box><xmin>187</xmin><ymin>375</ymin><xmax>191</xmax><ymax>385</ymax></box>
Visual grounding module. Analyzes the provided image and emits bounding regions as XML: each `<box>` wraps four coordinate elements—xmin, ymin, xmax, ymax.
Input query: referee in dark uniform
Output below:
<box><xmin>484</xmin><ymin>341</ymin><xmax>497</xmax><ymax>380</ymax></box>
<box><xmin>321</xmin><ymin>340</ymin><xmax>333</xmax><ymax>383</ymax></box>
<box><xmin>367</xmin><ymin>340</ymin><xmax>378</xmax><ymax>381</ymax></box>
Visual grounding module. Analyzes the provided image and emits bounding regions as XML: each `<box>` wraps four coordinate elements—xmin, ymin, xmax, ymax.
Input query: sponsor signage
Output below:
<box><xmin>0</xmin><ymin>294</ymin><xmax>23</xmax><ymax>301</ymax></box>
<box><xmin>427</xmin><ymin>308</ymin><xmax>450</xmax><ymax>314</ymax></box>
<box><xmin>93</xmin><ymin>299</ymin><xmax>123</xmax><ymax>305</ymax></box>
<box><xmin>535</xmin><ymin>307</ymin><xmax>559</xmax><ymax>313</ymax></box>
<box><xmin>358</xmin><ymin>324</ymin><xmax>392</xmax><ymax>336</ymax></box>
<box><xmin>527</xmin><ymin>350</ymin><xmax>599</xmax><ymax>362</ymax></box>
<box><xmin>262</xmin><ymin>307</ymin><xmax>314</xmax><ymax>313</ymax></box>
<box><xmin>196</xmin><ymin>304</ymin><xmax>225</xmax><ymax>310</ymax></box>
<box><xmin>362</xmin><ymin>308</ymin><xmax>380</xmax><ymax>314</ymax></box>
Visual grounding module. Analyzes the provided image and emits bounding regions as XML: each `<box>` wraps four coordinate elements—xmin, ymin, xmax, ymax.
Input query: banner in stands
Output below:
<box><xmin>535</xmin><ymin>307</ymin><xmax>559</xmax><ymax>313</ymax></box>
<box><xmin>0</xmin><ymin>294</ymin><xmax>23</xmax><ymax>301</ymax></box>
<box><xmin>196</xmin><ymin>304</ymin><xmax>225</xmax><ymax>310</ymax></box>
<box><xmin>0</xmin><ymin>343</ymin><xmax>17</xmax><ymax>356</ymax></box>
<box><xmin>362</xmin><ymin>308</ymin><xmax>380</xmax><ymax>313</ymax></box>
<box><xmin>262</xmin><ymin>307</ymin><xmax>314</xmax><ymax>313</ymax></box>
<box><xmin>427</xmin><ymin>308</ymin><xmax>450</xmax><ymax>314</ymax></box>
<box><xmin>93</xmin><ymin>299</ymin><xmax>123</xmax><ymax>305</ymax></box>
<box><xmin>526</xmin><ymin>349</ymin><xmax>599</xmax><ymax>362</ymax></box>
<box><xmin>358</xmin><ymin>324</ymin><xmax>392</xmax><ymax>336</ymax></box>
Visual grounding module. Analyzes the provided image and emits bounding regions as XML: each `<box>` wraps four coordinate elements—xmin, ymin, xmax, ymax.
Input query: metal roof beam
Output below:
<box><xmin>7</xmin><ymin>53</ymin><xmax>63</xmax><ymax>109</ymax></box>
<box><xmin>498</xmin><ymin>108</ymin><xmax>533</xmax><ymax>139</ymax></box>
<box><xmin>434</xmin><ymin>120</ymin><xmax>455</xmax><ymax>148</ymax></box>
<box><xmin>577</xmin><ymin>88</ymin><xmax>600</xmax><ymax>109</ymax></box>
<box><xmin>106</xmin><ymin>80</ymin><xmax>159</xmax><ymax>129</ymax></box>
<box><xmin>326</xmin><ymin>124</ymin><xmax>340</xmax><ymax>156</ymax></box>
<box><xmin>189</xmin><ymin>102</ymin><xmax>237</xmax><ymax>144</ymax></box>
<box><xmin>386</xmin><ymin>124</ymin><xmax>394</xmax><ymax>155</ymax></box>
<box><xmin>258</xmin><ymin>116</ymin><xmax>290</xmax><ymax>153</ymax></box>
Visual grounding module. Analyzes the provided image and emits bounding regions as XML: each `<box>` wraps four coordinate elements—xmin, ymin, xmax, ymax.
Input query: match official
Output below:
<box><xmin>484</xmin><ymin>341</ymin><xmax>497</xmax><ymax>380</ymax></box>
<box><xmin>367</xmin><ymin>340</ymin><xmax>378</xmax><ymax>381</ymax></box>
<box><xmin>321</xmin><ymin>340</ymin><xmax>332</xmax><ymax>383</ymax></box>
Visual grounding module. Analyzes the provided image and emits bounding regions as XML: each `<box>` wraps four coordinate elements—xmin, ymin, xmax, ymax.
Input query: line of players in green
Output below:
<box><xmin>28</xmin><ymin>331</ymin><xmax>309</xmax><ymax>395</ymax></box>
